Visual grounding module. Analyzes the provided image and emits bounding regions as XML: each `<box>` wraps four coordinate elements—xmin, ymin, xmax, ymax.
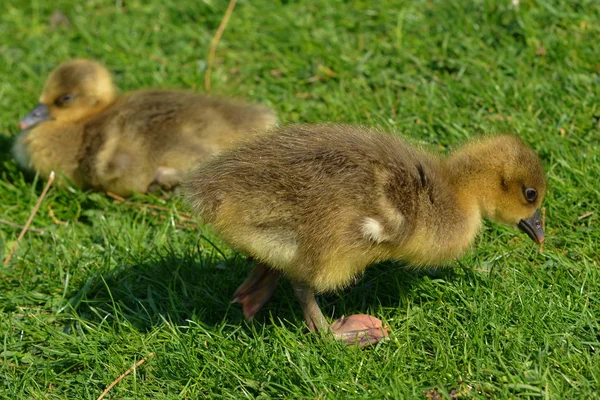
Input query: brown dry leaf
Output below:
<box><xmin>423</xmin><ymin>387</ymin><xmax>459</xmax><ymax>399</ymax></box>
<box><xmin>307</xmin><ymin>64</ymin><xmax>337</xmax><ymax>83</ymax></box>
<box><xmin>49</xmin><ymin>11</ymin><xmax>71</xmax><ymax>30</ymax></box>
<box><xmin>559</xmin><ymin>127</ymin><xmax>566</xmax><ymax>136</ymax></box>
<box><xmin>317</xmin><ymin>64</ymin><xmax>337</xmax><ymax>77</ymax></box>
<box><xmin>423</xmin><ymin>388</ymin><xmax>445</xmax><ymax>400</ymax></box>
<box><xmin>391</xmin><ymin>100</ymin><xmax>400</xmax><ymax>117</ymax></box>
<box><xmin>269</xmin><ymin>69</ymin><xmax>283</xmax><ymax>78</ymax></box>
<box><xmin>491</xmin><ymin>114</ymin><xmax>512</xmax><ymax>121</ymax></box>
<box><xmin>295</xmin><ymin>93</ymin><xmax>317</xmax><ymax>99</ymax></box>
<box><xmin>536</xmin><ymin>46</ymin><xmax>547</xmax><ymax>56</ymax></box>
<box><xmin>424</xmin><ymin>388</ymin><xmax>441</xmax><ymax>400</ymax></box>
<box><xmin>151</xmin><ymin>56</ymin><xmax>168</xmax><ymax>65</ymax></box>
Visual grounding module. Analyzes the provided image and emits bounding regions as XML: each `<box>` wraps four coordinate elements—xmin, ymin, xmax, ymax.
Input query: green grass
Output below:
<box><xmin>1</xmin><ymin>0</ymin><xmax>599</xmax><ymax>398</ymax></box>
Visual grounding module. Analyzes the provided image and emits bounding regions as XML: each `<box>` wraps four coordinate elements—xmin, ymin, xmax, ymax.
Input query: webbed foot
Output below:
<box><xmin>330</xmin><ymin>314</ymin><xmax>390</xmax><ymax>347</ymax></box>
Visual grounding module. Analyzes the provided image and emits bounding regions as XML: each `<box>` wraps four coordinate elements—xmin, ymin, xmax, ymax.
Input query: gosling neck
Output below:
<box><xmin>396</xmin><ymin>158</ymin><xmax>484</xmax><ymax>266</ymax></box>
<box><xmin>78</xmin><ymin>85</ymin><xmax>118</xmax><ymax>122</ymax></box>
<box><xmin>444</xmin><ymin>147</ymin><xmax>499</xmax><ymax>220</ymax></box>
<box><xmin>81</xmin><ymin>95</ymin><xmax>116</xmax><ymax>121</ymax></box>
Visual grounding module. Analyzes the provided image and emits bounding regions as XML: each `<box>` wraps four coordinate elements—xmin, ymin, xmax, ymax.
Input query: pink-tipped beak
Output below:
<box><xmin>518</xmin><ymin>209</ymin><xmax>545</xmax><ymax>244</ymax></box>
<box><xmin>19</xmin><ymin>103</ymin><xmax>50</xmax><ymax>130</ymax></box>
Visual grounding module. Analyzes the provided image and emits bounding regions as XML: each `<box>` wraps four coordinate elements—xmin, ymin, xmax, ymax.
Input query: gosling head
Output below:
<box><xmin>19</xmin><ymin>59</ymin><xmax>117</xmax><ymax>129</ymax></box>
<box><xmin>450</xmin><ymin>135</ymin><xmax>547</xmax><ymax>244</ymax></box>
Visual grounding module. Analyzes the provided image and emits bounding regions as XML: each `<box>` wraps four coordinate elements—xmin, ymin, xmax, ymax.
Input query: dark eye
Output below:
<box><xmin>525</xmin><ymin>188</ymin><xmax>537</xmax><ymax>203</ymax></box>
<box><xmin>55</xmin><ymin>94</ymin><xmax>73</xmax><ymax>107</ymax></box>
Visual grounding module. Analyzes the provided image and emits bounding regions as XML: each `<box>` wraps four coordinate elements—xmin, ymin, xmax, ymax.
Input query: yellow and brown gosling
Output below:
<box><xmin>13</xmin><ymin>58</ymin><xmax>277</xmax><ymax>196</ymax></box>
<box><xmin>186</xmin><ymin>124</ymin><xmax>547</xmax><ymax>347</ymax></box>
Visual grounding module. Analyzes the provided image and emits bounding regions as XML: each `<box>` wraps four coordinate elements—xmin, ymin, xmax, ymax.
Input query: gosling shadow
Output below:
<box><xmin>317</xmin><ymin>261</ymin><xmax>469</xmax><ymax>319</ymax></box>
<box><xmin>0</xmin><ymin>131</ymin><xmax>44</xmax><ymax>187</ymax></box>
<box><xmin>64</xmin><ymin>250</ymin><xmax>253</xmax><ymax>332</ymax></box>
<box><xmin>65</xmin><ymin>246</ymin><xmax>469</xmax><ymax>333</ymax></box>
<box><xmin>0</xmin><ymin>133</ymin><xmax>17</xmax><ymax>176</ymax></box>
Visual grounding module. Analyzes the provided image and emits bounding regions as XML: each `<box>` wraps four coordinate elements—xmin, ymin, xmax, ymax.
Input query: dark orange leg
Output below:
<box><xmin>232</xmin><ymin>261</ymin><xmax>282</xmax><ymax>320</ymax></box>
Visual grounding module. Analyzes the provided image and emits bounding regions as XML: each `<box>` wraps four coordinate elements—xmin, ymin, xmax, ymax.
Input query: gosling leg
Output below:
<box><xmin>233</xmin><ymin>261</ymin><xmax>282</xmax><ymax>320</ymax></box>
<box><xmin>292</xmin><ymin>281</ymin><xmax>390</xmax><ymax>347</ymax></box>
<box><xmin>148</xmin><ymin>167</ymin><xmax>186</xmax><ymax>192</ymax></box>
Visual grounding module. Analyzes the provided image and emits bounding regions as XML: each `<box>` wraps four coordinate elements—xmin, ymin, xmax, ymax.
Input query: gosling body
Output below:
<box><xmin>14</xmin><ymin>59</ymin><xmax>277</xmax><ymax>196</ymax></box>
<box><xmin>187</xmin><ymin>124</ymin><xmax>546</xmax><ymax>346</ymax></box>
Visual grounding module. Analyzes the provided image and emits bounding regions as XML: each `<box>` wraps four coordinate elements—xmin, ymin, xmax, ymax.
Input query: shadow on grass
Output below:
<box><xmin>0</xmin><ymin>134</ymin><xmax>16</xmax><ymax>174</ymax></box>
<box><xmin>65</xmin><ymin>248</ymin><xmax>464</xmax><ymax>334</ymax></box>
<box><xmin>0</xmin><ymin>132</ymin><xmax>40</xmax><ymax>187</ymax></box>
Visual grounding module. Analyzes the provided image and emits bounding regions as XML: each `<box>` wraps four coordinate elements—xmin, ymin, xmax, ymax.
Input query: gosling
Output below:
<box><xmin>14</xmin><ymin>58</ymin><xmax>277</xmax><ymax>196</ymax></box>
<box><xmin>186</xmin><ymin>124</ymin><xmax>546</xmax><ymax>347</ymax></box>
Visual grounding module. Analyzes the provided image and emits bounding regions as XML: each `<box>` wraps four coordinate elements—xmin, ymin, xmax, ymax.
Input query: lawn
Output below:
<box><xmin>1</xmin><ymin>0</ymin><xmax>599</xmax><ymax>398</ymax></box>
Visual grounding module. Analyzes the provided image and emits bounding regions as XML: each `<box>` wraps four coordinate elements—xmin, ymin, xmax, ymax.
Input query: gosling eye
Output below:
<box><xmin>55</xmin><ymin>94</ymin><xmax>74</xmax><ymax>107</ymax></box>
<box><xmin>524</xmin><ymin>188</ymin><xmax>537</xmax><ymax>203</ymax></box>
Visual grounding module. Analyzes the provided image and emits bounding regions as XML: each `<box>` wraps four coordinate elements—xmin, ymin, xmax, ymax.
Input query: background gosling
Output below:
<box><xmin>13</xmin><ymin>58</ymin><xmax>277</xmax><ymax>196</ymax></box>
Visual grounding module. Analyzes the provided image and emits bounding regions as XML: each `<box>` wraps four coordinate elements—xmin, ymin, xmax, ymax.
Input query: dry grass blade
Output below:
<box><xmin>0</xmin><ymin>219</ymin><xmax>44</xmax><ymax>235</ymax></box>
<box><xmin>106</xmin><ymin>191</ymin><xmax>195</xmax><ymax>221</ymax></box>
<box><xmin>3</xmin><ymin>172</ymin><xmax>55</xmax><ymax>265</ymax></box>
<box><xmin>47</xmin><ymin>205</ymin><xmax>68</xmax><ymax>225</ymax></box>
<box><xmin>144</xmin><ymin>207</ymin><xmax>199</xmax><ymax>230</ymax></box>
<box><xmin>204</xmin><ymin>0</ymin><xmax>237</xmax><ymax>93</ymax></box>
<box><xmin>97</xmin><ymin>352</ymin><xmax>155</xmax><ymax>400</ymax></box>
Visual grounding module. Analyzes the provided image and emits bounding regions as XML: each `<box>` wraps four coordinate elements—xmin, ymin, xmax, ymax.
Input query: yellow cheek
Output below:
<box><xmin>51</xmin><ymin>108</ymin><xmax>79</xmax><ymax>122</ymax></box>
<box><xmin>48</xmin><ymin>106</ymin><xmax>61</xmax><ymax>120</ymax></box>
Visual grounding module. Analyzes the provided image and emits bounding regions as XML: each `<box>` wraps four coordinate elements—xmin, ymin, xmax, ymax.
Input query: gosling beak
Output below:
<box><xmin>19</xmin><ymin>103</ymin><xmax>50</xmax><ymax>130</ymax></box>
<box><xmin>518</xmin><ymin>209</ymin><xmax>545</xmax><ymax>244</ymax></box>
